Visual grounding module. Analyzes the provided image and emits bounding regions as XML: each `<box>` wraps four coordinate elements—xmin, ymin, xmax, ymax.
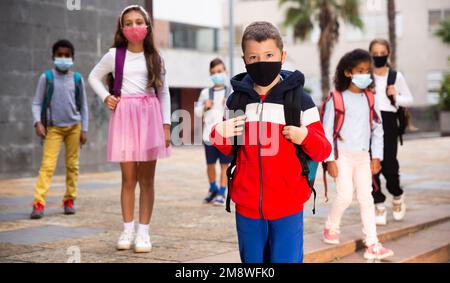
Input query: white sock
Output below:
<box><xmin>123</xmin><ymin>221</ymin><xmax>135</xmax><ymax>232</ymax></box>
<box><xmin>137</xmin><ymin>223</ymin><xmax>150</xmax><ymax>235</ymax></box>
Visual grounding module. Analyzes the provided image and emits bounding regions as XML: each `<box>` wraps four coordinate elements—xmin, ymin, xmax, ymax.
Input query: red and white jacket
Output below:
<box><xmin>210</xmin><ymin>70</ymin><xmax>332</xmax><ymax>220</ymax></box>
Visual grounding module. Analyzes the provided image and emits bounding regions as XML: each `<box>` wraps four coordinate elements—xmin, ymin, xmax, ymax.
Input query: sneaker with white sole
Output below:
<box><xmin>117</xmin><ymin>230</ymin><xmax>135</xmax><ymax>250</ymax></box>
<box><xmin>212</xmin><ymin>194</ymin><xmax>225</xmax><ymax>206</ymax></box>
<box><xmin>323</xmin><ymin>228</ymin><xmax>340</xmax><ymax>245</ymax></box>
<box><xmin>364</xmin><ymin>243</ymin><xmax>394</xmax><ymax>260</ymax></box>
<box><xmin>375</xmin><ymin>204</ymin><xmax>387</xmax><ymax>226</ymax></box>
<box><xmin>392</xmin><ymin>195</ymin><xmax>406</xmax><ymax>221</ymax></box>
<box><xmin>203</xmin><ymin>188</ymin><xmax>218</xmax><ymax>204</ymax></box>
<box><xmin>134</xmin><ymin>233</ymin><xmax>152</xmax><ymax>253</ymax></box>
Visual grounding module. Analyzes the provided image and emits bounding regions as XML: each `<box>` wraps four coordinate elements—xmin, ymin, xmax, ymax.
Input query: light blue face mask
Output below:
<box><xmin>210</xmin><ymin>73</ymin><xmax>226</xmax><ymax>85</ymax></box>
<box><xmin>54</xmin><ymin>57</ymin><xmax>74</xmax><ymax>71</ymax></box>
<box><xmin>351</xmin><ymin>74</ymin><xmax>373</xmax><ymax>90</ymax></box>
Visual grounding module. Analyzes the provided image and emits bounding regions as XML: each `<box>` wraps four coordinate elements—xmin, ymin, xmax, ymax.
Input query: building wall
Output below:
<box><xmin>0</xmin><ymin>0</ymin><xmax>144</xmax><ymax>178</ymax></box>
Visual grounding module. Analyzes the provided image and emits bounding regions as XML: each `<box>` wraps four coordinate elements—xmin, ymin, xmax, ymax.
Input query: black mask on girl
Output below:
<box><xmin>245</xmin><ymin>61</ymin><xmax>282</xmax><ymax>87</ymax></box>
<box><xmin>373</xmin><ymin>55</ymin><xmax>388</xmax><ymax>68</ymax></box>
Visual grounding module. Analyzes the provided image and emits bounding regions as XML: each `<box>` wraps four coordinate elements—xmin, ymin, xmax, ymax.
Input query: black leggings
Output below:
<box><xmin>372</xmin><ymin>111</ymin><xmax>404</xmax><ymax>204</ymax></box>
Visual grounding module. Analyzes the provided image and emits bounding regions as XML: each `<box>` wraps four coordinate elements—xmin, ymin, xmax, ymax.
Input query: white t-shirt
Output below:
<box><xmin>374</xmin><ymin>70</ymin><xmax>413</xmax><ymax>113</ymax></box>
<box><xmin>194</xmin><ymin>87</ymin><xmax>229</xmax><ymax>143</ymax></box>
<box><xmin>88</xmin><ymin>48</ymin><xmax>171</xmax><ymax>124</ymax></box>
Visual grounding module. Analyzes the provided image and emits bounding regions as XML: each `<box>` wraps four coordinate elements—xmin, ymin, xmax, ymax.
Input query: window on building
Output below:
<box><xmin>428</xmin><ymin>9</ymin><xmax>450</xmax><ymax>33</ymax></box>
<box><xmin>169</xmin><ymin>22</ymin><xmax>218</xmax><ymax>52</ymax></box>
<box><xmin>426</xmin><ymin>71</ymin><xmax>445</xmax><ymax>105</ymax></box>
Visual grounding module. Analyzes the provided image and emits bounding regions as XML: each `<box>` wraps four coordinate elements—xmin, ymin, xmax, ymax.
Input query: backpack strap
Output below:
<box><xmin>41</xmin><ymin>70</ymin><xmax>55</xmax><ymax>129</ymax></box>
<box><xmin>74</xmin><ymin>72</ymin><xmax>82</xmax><ymax>112</ymax></box>
<box><xmin>225</xmin><ymin>91</ymin><xmax>248</xmax><ymax>213</ymax></box>
<box><xmin>387</xmin><ymin>69</ymin><xmax>397</xmax><ymax>106</ymax></box>
<box><xmin>331</xmin><ymin>91</ymin><xmax>345</xmax><ymax>142</ymax></box>
<box><xmin>114</xmin><ymin>47</ymin><xmax>127</xmax><ymax>97</ymax></box>
<box><xmin>208</xmin><ymin>87</ymin><xmax>214</xmax><ymax>101</ymax></box>
<box><xmin>225</xmin><ymin>85</ymin><xmax>232</xmax><ymax>98</ymax></box>
<box><xmin>209</xmin><ymin>86</ymin><xmax>232</xmax><ymax>101</ymax></box>
<box><xmin>363</xmin><ymin>89</ymin><xmax>380</xmax><ymax>128</ymax></box>
<box><xmin>327</xmin><ymin>90</ymin><xmax>345</xmax><ymax>161</ymax></box>
<box><xmin>283</xmin><ymin>86</ymin><xmax>317</xmax><ymax>214</ymax></box>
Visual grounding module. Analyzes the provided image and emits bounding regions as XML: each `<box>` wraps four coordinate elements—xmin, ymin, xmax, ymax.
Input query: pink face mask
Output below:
<box><xmin>122</xmin><ymin>26</ymin><xmax>148</xmax><ymax>43</ymax></box>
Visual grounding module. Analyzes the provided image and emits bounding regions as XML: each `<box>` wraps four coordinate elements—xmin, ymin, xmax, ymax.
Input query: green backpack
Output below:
<box><xmin>40</xmin><ymin>69</ymin><xmax>82</xmax><ymax>129</ymax></box>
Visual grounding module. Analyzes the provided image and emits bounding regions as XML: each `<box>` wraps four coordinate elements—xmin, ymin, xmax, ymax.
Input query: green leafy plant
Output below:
<box><xmin>439</xmin><ymin>73</ymin><xmax>450</xmax><ymax>111</ymax></box>
<box><xmin>435</xmin><ymin>19</ymin><xmax>450</xmax><ymax>44</ymax></box>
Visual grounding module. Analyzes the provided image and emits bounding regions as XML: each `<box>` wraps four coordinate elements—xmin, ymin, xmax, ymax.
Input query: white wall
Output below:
<box><xmin>154</xmin><ymin>0</ymin><xmax>223</xmax><ymax>28</ymax></box>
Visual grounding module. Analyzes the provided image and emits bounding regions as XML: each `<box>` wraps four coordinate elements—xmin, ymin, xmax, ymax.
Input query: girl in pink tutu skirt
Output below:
<box><xmin>88</xmin><ymin>5</ymin><xmax>171</xmax><ymax>253</ymax></box>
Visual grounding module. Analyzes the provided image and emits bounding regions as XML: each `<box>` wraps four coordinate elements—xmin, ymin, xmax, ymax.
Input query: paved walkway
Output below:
<box><xmin>0</xmin><ymin>137</ymin><xmax>449</xmax><ymax>262</ymax></box>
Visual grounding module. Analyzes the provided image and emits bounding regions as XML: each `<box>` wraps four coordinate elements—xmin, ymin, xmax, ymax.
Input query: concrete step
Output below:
<box><xmin>305</xmin><ymin>204</ymin><xmax>450</xmax><ymax>263</ymax></box>
<box><xmin>185</xmin><ymin>204</ymin><xmax>450</xmax><ymax>263</ymax></box>
<box><xmin>333</xmin><ymin>220</ymin><xmax>450</xmax><ymax>263</ymax></box>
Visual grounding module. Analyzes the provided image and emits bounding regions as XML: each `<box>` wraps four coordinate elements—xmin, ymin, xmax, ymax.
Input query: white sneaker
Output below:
<box><xmin>392</xmin><ymin>195</ymin><xmax>406</xmax><ymax>221</ymax></box>
<box><xmin>134</xmin><ymin>233</ymin><xmax>152</xmax><ymax>253</ymax></box>
<box><xmin>375</xmin><ymin>204</ymin><xmax>387</xmax><ymax>226</ymax></box>
<box><xmin>117</xmin><ymin>230</ymin><xmax>135</xmax><ymax>250</ymax></box>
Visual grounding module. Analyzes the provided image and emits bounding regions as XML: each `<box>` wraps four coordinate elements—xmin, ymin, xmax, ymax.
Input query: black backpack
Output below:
<box><xmin>387</xmin><ymin>69</ymin><xmax>409</xmax><ymax>145</ymax></box>
<box><xmin>225</xmin><ymin>86</ymin><xmax>318</xmax><ymax>215</ymax></box>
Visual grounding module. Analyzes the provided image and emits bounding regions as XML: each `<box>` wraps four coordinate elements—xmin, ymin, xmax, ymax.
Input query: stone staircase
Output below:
<box><xmin>186</xmin><ymin>204</ymin><xmax>450</xmax><ymax>263</ymax></box>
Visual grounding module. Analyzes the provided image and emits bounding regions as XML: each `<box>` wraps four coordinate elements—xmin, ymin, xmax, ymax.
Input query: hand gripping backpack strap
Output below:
<box><xmin>114</xmin><ymin>47</ymin><xmax>127</xmax><ymax>97</ymax></box>
<box><xmin>283</xmin><ymin>86</ymin><xmax>317</xmax><ymax>214</ymax></box>
<box><xmin>225</xmin><ymin>92</ymin><xmax>248</xmax><ymax>213</ymax></box>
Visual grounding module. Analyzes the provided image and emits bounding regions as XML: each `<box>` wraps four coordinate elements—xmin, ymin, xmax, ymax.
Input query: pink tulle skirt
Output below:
<box><xmin>107</xmin><ymin>93</ymin><xmax>171</xmax><ymax>162</ymax></box>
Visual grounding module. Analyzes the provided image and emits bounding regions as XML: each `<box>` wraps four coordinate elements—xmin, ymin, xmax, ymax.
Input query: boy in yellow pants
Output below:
<box><xmin>30</xmin><ymin>40</ymin><xmax>89</xmax><ymax>219</ymax></box>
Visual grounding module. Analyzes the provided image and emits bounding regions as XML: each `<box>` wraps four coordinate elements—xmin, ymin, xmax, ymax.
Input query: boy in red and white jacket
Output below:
<box><xmin>209</xmin><ymin>21</ymin><xmax>331</xmax><ymax>263</ymax></box>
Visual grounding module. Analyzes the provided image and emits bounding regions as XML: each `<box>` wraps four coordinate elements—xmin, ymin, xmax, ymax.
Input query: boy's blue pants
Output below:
<box><xmin>235</xmin><ymin>211</ymin><xmax>304</xmax><ymax>263</ymax></box>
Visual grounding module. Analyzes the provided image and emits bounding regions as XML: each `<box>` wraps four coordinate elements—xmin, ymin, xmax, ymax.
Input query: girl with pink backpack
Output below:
<box><xmin>321</xmin><ymin>49</ymin><xmax>394</xmax><ymax>260</ymax></box>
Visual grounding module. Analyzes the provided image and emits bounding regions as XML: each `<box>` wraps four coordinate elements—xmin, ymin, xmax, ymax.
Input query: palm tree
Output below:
<box><xmin>279</xmin><ymin>0</ymin><xmax>363</xmax><ymax>101</ymax></box>
<box><xmin>387</xmin><ymin>0</ymin><xmax>397</xmax><ymax>68</ymax></box>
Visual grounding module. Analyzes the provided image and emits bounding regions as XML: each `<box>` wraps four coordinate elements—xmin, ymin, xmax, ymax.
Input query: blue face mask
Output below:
<box><xmin>210</xmin><ymin>73</ymin><xmax>226</xmax><ymax>85</ymax></box>
<box><xmin>54</xmin><ymin>57</ymin><xmax>74</xmax><ymax>71</ymax></box>
<box><xmin>351</xmin><ymin>74</ymin><xmax>373</xmax><ymax>90</ymax></box>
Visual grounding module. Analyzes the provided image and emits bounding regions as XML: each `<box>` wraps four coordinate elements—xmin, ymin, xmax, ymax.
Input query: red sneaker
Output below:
<box><xmin>30</xmin><ymin>202</ymin><xmax>45</xmax><ymax>219</ymax></box>
<box><xmin>63</xmin><ymin>199</ymin><xmax>76</xmax><ymax>215</ymax></box>
<box><xmin>323</xmin><ymin>228</ymin><xmax>340</xmax><ymax>245</ymax></box>
<box><xmin>364</xmin><ymin>243</ymin><xmax>394</xmax><ymax>260</ymax></box>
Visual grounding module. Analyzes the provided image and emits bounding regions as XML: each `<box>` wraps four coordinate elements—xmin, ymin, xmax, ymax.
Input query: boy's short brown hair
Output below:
<box><xmin>209</xmin><ymin>58</ymin><xmax>226</xmax><ymax>70</ymax></box>
<box><xmin>241</xmin><ymin>21</ymin><xmax>283</xmax><ymax>53</ymax></box>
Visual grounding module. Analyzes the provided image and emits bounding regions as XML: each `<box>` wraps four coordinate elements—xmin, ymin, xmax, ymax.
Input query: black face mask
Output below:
<box><xmin>373</xmin><ymin>55</ymin><xmax>388</xmax><ymax>68</ymax></box>
<box><xmin>245</xmin><ymin>61</ymin><xmax>282</xmax><ymax>87</ymax></box>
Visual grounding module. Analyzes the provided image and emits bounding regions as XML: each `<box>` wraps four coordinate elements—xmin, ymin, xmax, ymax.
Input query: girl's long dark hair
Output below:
<box><xmin>333</xmin><ymin>49</ymin><xmax>375</xmax><ymax>92</ymax></box>
<box><xmin>107</xmin><ymin>6</ymin><xmax>164</xmax><ymax>94</ymax></box>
